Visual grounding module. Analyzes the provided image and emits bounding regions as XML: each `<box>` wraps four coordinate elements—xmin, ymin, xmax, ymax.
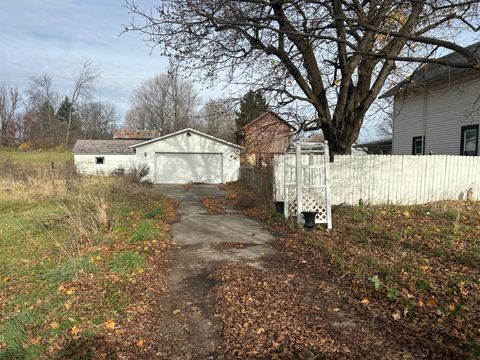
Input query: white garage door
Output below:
<box><xmin>155</xmin><ymin>153</ymin><xmax>223</xmax><ymax>184</ymax></box>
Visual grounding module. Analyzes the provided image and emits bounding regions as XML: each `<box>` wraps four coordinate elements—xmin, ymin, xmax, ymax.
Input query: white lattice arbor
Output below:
<box><xmin>279</xmin><ymin>141</ymin><xmax>332</xmax><ymax>229</ymax></box>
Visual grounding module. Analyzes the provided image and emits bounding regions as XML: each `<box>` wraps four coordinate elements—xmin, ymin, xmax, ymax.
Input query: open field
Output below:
<box><xmin>219</xmin><ymin>182</ymin><xmax>480</xmax><ymax>358</ymax></box>
<box><xmin>0</xmin><ymin>159</ymin><xmax>176</xmax><ymax>359</ymax></box>
<box><xmin>0</xmin><ymin>149</ymin><xmax>72</xmax><ymax>164</ymax></box>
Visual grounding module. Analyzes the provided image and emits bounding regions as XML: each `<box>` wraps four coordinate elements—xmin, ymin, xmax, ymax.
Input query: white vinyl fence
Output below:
<box><xmin>274</xmin><ymin>155</ymin><xmax>480</xmax><ymax>205</ymax></box>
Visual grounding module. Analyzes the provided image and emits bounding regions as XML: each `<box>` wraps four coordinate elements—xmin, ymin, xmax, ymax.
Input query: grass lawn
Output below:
<box><xmin>0</xmin><ymin>163</ymin><xmax>176</xmax><ymax>359</ymax></box>
<box><xmin>222</xmin><ymin>182</ymin><xmax>480</xmax><ymax>358</ymax></box>
<box><xmin>0</xmin><ymin>149</ymin><xmax>72</xmax><ymax>164</ymax></box>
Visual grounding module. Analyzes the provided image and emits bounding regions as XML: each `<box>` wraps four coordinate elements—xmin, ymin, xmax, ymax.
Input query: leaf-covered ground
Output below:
<box><xmin>0</xmin><ymin>166</ymin><xmax>177</xmax><ymax>359</ymax></box>
<box><xmin>211</xmin><ymin>182</ymin><xmax>480</xmax><ymax>359</ymax></box>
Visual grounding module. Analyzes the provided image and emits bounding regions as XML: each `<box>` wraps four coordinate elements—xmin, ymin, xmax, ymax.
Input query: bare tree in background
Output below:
<box><xmin>124</xmin><ymin>69</ymin><xmax>199</xmax><ymax>134</ymax></box>
<box><xmin>27</xmin><ymin>75</ymin><xmax>60</xmax><ymax>147</ymax></box>
<box><xmin>125</xmin><ymin>0</ymin><xmax>480</xmax><ymax>157</ymax></box>
<box><xmin>79</xmin><ymin>101</ymin><xmax>118</xmax><ymax>139</ymax></box>
<box><xmin>376</xmin><ymin>113</ymin><xmax>394</xmax><ymax>137</ymax></box>
<box><xmin>65</xmin><ymin>62</ymin><xmax>99</xmax><ymax>148</ymax></box>
<box><xmin>0</xmin><ymin>85</ymin><xmax>20</xmax><ymax>146</ymax></box>
<box><xmin>195</xmin><ymin>99</ymin><xmax>236</xmax><ymax>141</ymax></box>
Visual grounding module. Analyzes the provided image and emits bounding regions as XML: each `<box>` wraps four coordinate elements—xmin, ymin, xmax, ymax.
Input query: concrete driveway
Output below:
<box><xmin>154</xmin><ymin>184</ymin><xmax>276</xmax><ymax>359</ymax></box>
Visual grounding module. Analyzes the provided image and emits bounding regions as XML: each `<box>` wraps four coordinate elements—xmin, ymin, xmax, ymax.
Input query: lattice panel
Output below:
<box><xmin>280</xmin><ymin>143</ymin><xmax>332</xmax><ymax>229</ymax></box>
<box><xmin>301</xmin><ymin>188</ymin><xmax>328</xmax><ymax>224</ymax></box>
<box><xmin>286</xmin><ymin>185</ymin><xmax>297</xmax><ymax>216</ymax></box>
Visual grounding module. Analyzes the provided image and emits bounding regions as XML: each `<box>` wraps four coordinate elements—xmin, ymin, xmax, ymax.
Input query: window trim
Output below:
<box><xmin>95</xmin><ymin>156</ymin><xmax>105</xmax><ymax>165</ymax></box>
<box><xmin>460</xmin><ymin>124</ymin><xmax>479</xmax><ymax>156</ymax></box>
<box><xmin>411</xmin><ymin>136</ymin><xmax>425</xmax><ymax>155</ymax></box>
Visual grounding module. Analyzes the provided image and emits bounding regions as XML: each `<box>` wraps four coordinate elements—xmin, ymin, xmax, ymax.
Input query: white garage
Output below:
<box><xmin>131</xmin><ymin>128</ymin><xmax>241</xmax><ymax>184</ymax></box>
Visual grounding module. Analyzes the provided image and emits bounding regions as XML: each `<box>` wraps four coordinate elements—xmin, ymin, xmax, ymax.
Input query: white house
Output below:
<box><xmin>73</xmin><ymin>128</ymin><xmax>242</xmax><ymax>184</ymax></box>
<box><xmin>381</xmin><ymin>42</ymin><xmax>480</xmax><ymax>156</ymax></box>
<box><xmin>73</xmin><ymin>139</ymin><xmax>139</xmax><ymax>174</ymax></box>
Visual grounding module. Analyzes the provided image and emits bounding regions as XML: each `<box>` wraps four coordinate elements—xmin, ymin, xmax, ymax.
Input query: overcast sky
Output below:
<box><xmin>1</xmin><ymin>1</ymin><xmax>478</xmax><ymax>141</ymax></box>
<box><xmin>0</xmin><ymin>0</ymin><xmax>177</xmax><ymax>122</ymax></box>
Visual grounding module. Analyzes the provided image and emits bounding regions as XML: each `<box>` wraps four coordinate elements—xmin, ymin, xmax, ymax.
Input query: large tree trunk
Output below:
<box><xmin>321</xmin><ymin>113</ymin><xmax>363</xmax><ymax>161</ymax></box>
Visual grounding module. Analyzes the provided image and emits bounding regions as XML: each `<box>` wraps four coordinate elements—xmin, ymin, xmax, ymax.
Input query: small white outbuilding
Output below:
<box><xmin>73</xmin><ymin>128</ymin><xmax>242</xmax><ymax>184</ymax></box>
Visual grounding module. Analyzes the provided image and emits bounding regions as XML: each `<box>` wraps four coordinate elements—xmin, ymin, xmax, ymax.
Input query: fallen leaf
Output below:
<box><xmin>70</xmin><ymin>325</ymin><xmax>80</xmax><ymax>336</ymax></box>
<box><xmin>136</xmin><ymin>339</ymin><xmax>145</xmax><ymax>348</ymax></box>
<box><xmin>256</xmin><ymin>327</ymin><xmax>265</xmax><ymax>334</ymax></box>
<box><xmin>427</xmin><ymin>298</ymin><xmax>437</xmax><ymax>307</ymax></box>
<box><xmin>65</xmin><ymin>288</ymin><xmax>75</xmax><ymax>296</ymax></box>
<box><xmin>105</xmin><ymin>320</ymin><xmax>116</xmax><ymax>330</ymax></box>
<box><xmin>172</xmin><ymin>309</ymin><xmax>181</xmax><ymax>315</ymax></box>
<box><xmin>392</xmin><ymin>310</ymin><xmax>401</xmax><ymax>320</ymax></box>
<box><xmin>50</xmin><ymin>321</ymin><xmax>60</xmax><ymax>329</ymax></box>
<box><xmin>361</xmin><ymin>298</ymin><xmax>370</xmax><ymax>304</ymax></box>
<box><xmin>64</xmin><ymin>300</ymin><xmax>73</xmax><ymax>310</ymax></box>
<box><xmin>1</xmin><ymin>276</ymin><xmax>9</xmax><ymax>284</ymax></box>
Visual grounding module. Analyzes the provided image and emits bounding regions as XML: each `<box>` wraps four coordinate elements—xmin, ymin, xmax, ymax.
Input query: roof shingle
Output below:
<box><xmin>72</xmin><ymin>140</ymin><xmax>141</xmax><ymax>154</ymax></box>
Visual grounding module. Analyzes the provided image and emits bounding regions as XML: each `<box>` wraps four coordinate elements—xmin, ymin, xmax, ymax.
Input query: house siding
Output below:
<box><xmin>393</xmin><ymin>74</ymin><xmax>480</xmax><ymax>155</ymax></box>
<box><xmin>74</xmin><ymin>154</ymin><xmax>137</xmax><ymax>175</ymax></box>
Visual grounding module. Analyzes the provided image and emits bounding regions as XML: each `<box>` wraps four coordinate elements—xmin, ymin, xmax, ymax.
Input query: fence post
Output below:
<box><xmin>324</xmin><ymin>141</ymin><xmax>332</xmax><ymax>229</ymax></box>
<box><xmin>296</xmin><ymin>142</ymin><xmax>303</xmax><ymax>224</ymax></box>
<box><xmin>283</xmin><ymin>154</ymin><xmax>288</xmax><ymax>218</ymax></box>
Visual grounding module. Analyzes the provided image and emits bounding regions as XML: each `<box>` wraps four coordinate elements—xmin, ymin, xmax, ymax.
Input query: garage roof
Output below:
<box><xmin>130</xmin><ymin>128</ymin><xmax>243</xmax><ymax>149</ymax></box>
<box><xmin>73</xmin><ymin>139</ymin><xmax>142</xmax><ymax>155</ymax></box>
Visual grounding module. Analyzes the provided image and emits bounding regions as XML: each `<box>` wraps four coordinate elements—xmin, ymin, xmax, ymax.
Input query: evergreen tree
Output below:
<box><xmin>56</xmin><ymin>96</ymin><xmax>74</xmax><ymax>122</ymax></box>
<box><xmin>235</xmin><ymin>90</ymin><xmax>269</xmax><ymax>129</ymax></box>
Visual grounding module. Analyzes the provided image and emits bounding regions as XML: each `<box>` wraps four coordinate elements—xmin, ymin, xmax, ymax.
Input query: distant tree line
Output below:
<box><xmin>1</xmin><ymin>61</ymin><xmax>273</xmax><ymax>149</ymax></box>
<box><xmin>0</xmin><ymin>62</ymin><xmax>117</xmax><ymax>149</ymax></box>
<box><xmin>124</xmin><ymin>67</ymin><xmax>270</xmax><ymax>142</ymax></box>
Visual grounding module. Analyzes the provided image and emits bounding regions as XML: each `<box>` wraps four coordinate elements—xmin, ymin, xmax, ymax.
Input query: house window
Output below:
<box><xmin>95</xmin><ymin>156</ymin><xmax>105</xmax><ymax>165</ymax></box>
<box><xmin>412</xmin><ymin>136</ymin><xmax>424</xmax><ymax>155</ymax></box>
<box><xmin>460</xmin><ymin>125</ymin><xmax>479</xmax><ymax>156</ymax></box>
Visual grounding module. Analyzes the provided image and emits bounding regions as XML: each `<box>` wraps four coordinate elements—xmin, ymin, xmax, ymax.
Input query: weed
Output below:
<box><xmin>59</xmin><ymin>192</ymin><xmax>115</xmax><ymax>257</ymax></box>
<box><xmin>123</xmin><ymin>165</ymin><xmax>150</xmax><ymax>185</ymax></box>
<box><xmin>144</xmin><ymin>205</ymin><xmax>165</xmax><ymax>219</ymax></box>
<box><xmin>415</xmin><ymin>279</ymin><xmax>432</xmax><ymax>291</ymax></box>
<box><xmin>0</xmin><ymin>311</ymin><xmax>42</xmax><ymax>359</ymax></box>
<box><xmin>130</xmin><ymin>220</ymin><xmax>160</xmax><ymax>242</ymax></box>
<box><xmin>108</xmin><ymin>251</ymin><xmax>145</xmax><ymax>275</ymax></box>
<box><xmin>387</xmin><ymin>287</ymin><xmax>399</xmax><ymax>301</ymax></box>
<box><xmin>466</xmin><ymin>340</ymin><xmax>480</xmax><ymax>357</ymax></box>
<box><xmin>42</xmin><ymin>256</ymin><xmax>95</xmax><ymax>282</ymax></box>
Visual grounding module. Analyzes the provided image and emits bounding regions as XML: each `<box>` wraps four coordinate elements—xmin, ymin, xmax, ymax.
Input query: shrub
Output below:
<box><xmin>54</xmin><ymin>144</ymin><xmax>65</xmax><ymax>152</ymax></box>
<box><xmin>108</xmin><ymin>251</ymin><xmax>145</xmax><ymax>275</ymax></box>
<box><xmin>18</xmin><ymin>143</ymin><xmax>30</xmax><ymax>152</ymax></box>
<box><xmin>124</xmin><ymin>165</ymin><xmax>150</xmax><ymax>185</ymax></box>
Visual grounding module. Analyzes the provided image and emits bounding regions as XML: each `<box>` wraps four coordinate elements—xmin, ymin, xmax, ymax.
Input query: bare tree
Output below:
<box><xmin>376</xmin><ymin>114</ymin><xmax>394</xmax><ymax>138</ymax></box>
<box><xmin>26</xmin><ymin>75</ymin><xmax>61</xmax><ymax>147</ymax></box>
<box><xmin>125</xmin><ymin>0</ymin><xmax>480</xmax><ymax>157</ymax></box>
<box><xmin>0</xmin><ymin>84</ymin><xmax>20</xmax><ymax>146</ymax></box>
<box><xmin>79</xmin><ymin>101</ymin><xmax>118</xmax><ymax>139</ymax></box>
<box><xmin>65</xmin><ymin>62</ymin><xmax>99</xmax><ymax>147</ymax></box>
<box><xmin>195</xmin><ymin>99</ymin><xmax>237</xmax><ymax>141</ymax></box>
<box><xmin>124</xmin><ymin>69</ymin><xmax>199</xmax><ymax>133</ymax></box>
